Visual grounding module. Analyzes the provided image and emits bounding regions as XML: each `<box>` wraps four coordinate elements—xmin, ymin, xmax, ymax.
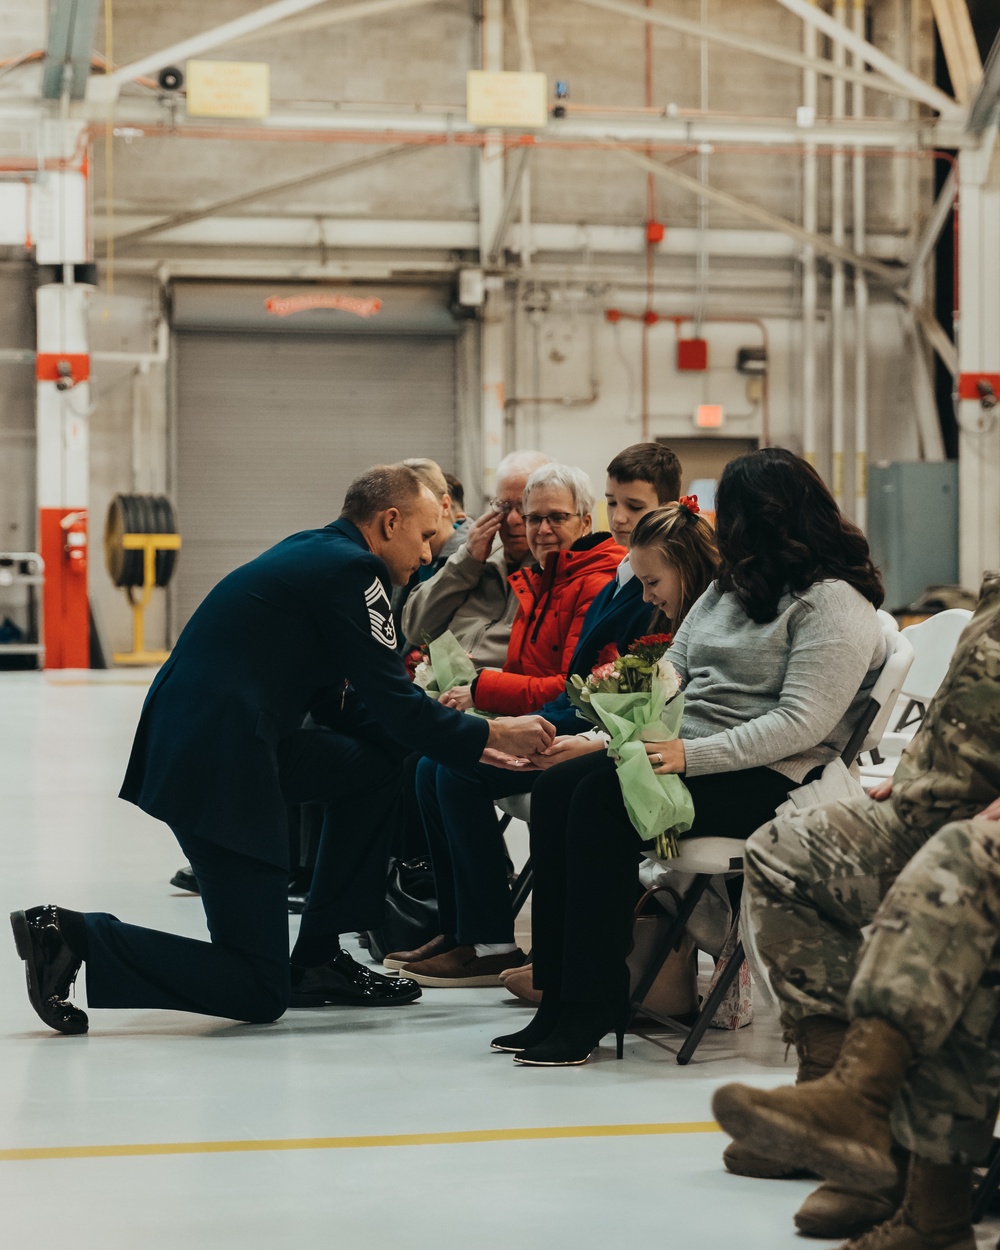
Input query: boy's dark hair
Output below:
<box><xmin>444</xmin><ymin>472</ymin><xmax>465</xmax><ymax>511</ymax></box>
<box><xmin>606</xmin><ymin>442</ymin><xmax>682</xmax><ymax>503</ymax></box>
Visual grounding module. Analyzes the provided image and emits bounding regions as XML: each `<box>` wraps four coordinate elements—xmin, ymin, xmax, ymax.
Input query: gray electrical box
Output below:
<box><xmin>867</xmin><ymin>461</ymin><xmax>959</xmax><ymax>611</ymax></box>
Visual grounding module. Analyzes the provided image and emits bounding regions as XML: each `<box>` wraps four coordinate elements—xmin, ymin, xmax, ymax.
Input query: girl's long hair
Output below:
<box><xmin>629</xmin><ymin>503</ymin><xmax>720</xmax><ymax>633</ymax></box>
<box><xmin>715</xmin><ymin>447</ymin><xmax>884</xmax><ymax>624</ymax></box>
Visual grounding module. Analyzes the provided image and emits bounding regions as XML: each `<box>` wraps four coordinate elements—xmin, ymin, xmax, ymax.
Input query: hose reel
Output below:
<box><xmin>103</xmin><ymin>493</ymin><xmax>182</xmax><ymax>665</ymax></box>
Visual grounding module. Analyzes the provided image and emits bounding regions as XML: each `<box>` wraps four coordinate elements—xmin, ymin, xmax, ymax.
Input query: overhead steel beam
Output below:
<box><xmin>929</xmin><ymin>0</ymin><xmax>982</xmax><ymax>107</ymax></box>
<box><xmin>88</xmin><ymin>0</ymin><xmax>343</xmax><ymax>100</ymax></box>
<box><xmin>908</xmin><ymin>165</ymin><xmax>958</xmax><ymax>301</ymax></box>
<box><xmin>42</xmin><ymin>0</ymin><xmax>101</xmax><ymax>100</ymax></box>
<box><xmin>771</xmin><ymin>0</ymin><xmax>963</xmax><ymax>118</ymax></box>
<box><xmin>611</xmin><ymin>146</ymin><xmax>904</xmax><ymax>287</ymax></box>
<box><xmin>569</xmin><ymin>0</ymin><xmax>932</xmax><ymax>109</ymax></box>
<box><xmin>84</xmin><ymin>98</ymin><xmax>957</xmax><ymax>150</ymax></box>
<box><xmin>229</xmin><ymin>0</ymin><xmax>445</xmax><ymax>47</ymax></box>
<box><xmin>968</xmin><ymin>28</ymin><xmax>1000</xmax><ymax>136</ymax></box>
<box><xmin>99</xmin><ymin>145</ymin><xmax>422</xmax><ymax>253</ymax></box>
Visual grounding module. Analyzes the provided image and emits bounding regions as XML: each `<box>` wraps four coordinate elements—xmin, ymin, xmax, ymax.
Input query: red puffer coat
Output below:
<box><xmin>473</xmin><ymin>532</ymin><xmax>625</xmax><ymax>716</ymax></box>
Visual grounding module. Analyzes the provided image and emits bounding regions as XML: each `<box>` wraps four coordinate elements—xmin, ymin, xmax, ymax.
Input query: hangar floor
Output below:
<box><xmin>1</xmin><ymin>671</ymin><xmax>997</xmax><ymax>1250</ymax></box>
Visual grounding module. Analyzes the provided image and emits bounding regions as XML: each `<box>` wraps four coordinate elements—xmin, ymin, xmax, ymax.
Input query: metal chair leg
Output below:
<box><xmin>676</xmin><ymin>939</ymin><xmax>746</xmax><ymax>1066</ymax></box>
<box><xmin>972</xmin><ymin>1138</ymin><xmax>1000</xmax><ymax>1224</ymax></box>
<box><xmin>630</xmin><ymin>873</ymin><xmax>713</xmax><ymax>1009</ymax></box>
<box><xmin>511</xmin><ymin>858</ymin><xmax>533</xmax><ymax>918</ymax></box>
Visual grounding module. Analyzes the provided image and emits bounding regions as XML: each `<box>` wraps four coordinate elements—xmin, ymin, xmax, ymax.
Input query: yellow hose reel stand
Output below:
<box><xmin>104</xmin><ymin>493</ymin><xmax>181</xmax><ymax>665</ymax></box>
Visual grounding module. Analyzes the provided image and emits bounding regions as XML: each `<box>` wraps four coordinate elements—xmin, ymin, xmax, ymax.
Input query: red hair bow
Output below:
<box><xmin>678</xmin><ymin>494</ymin><xmax>700</xmax><ymax>516</ymax></box>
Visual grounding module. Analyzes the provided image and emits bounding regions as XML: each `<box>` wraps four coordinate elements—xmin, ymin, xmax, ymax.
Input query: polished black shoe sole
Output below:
<box><xmin>10</xmin><ymin>910</ymin><xmax>89</xmax><ymax>1035</ymax></box>
<box><xmin>289</xmin><ymin>985</ymin><xmax>422</xmax><ymax>1007</ymax></box>
<box><xmin>169</xmin><ymin>867</ymin><xmax>199</xmax><ymax>893</ymax></box>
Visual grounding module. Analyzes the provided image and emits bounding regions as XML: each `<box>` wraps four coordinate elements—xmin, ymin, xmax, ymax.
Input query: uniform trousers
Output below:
<box><xmin>529</xmin><ymin>751</ymin><xmax>795</xmax><ymax>1003</ymax></box>
<box><xmin>83</xmin><ymin>727</ymin><xmax>402</xmax><ymax>1022</ymax></box>
<box><xmin>415</xmin><ymin>757</ymin><xmax>538</xmax><ymax>945</ymax></box>
<box><xmin>848</xmin><ymin>816</ymin><xmax>1000</xmax><ymax>1166</ymax></box>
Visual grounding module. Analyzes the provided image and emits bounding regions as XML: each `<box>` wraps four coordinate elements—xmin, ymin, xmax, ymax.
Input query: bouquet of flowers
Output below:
<box><xmin>566</xmin><ymin>634</ymin><xmax>694</xmax><ymax>858</ymax></box>
<box><xmin>411</xmin><ymin>630</ymin><xmax>478</xmax><ymax>699</ymax></box>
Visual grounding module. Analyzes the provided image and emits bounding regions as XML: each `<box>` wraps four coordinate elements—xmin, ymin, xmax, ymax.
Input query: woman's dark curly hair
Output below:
<box><xmin>715</xmin><ymin>447</ymin><xmax>884</xmax><ymax>624</ymax></box>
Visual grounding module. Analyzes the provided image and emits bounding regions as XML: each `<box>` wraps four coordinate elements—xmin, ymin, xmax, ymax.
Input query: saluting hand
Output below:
<box><xmin>465</xmin><ymin>505</ymin><xmax>504</xmax><ymax>563</ymax></box>
<box><xmin>488</xmin><ymin>715</ymin><xmax>556</xmax><ymax>759</ymax></box>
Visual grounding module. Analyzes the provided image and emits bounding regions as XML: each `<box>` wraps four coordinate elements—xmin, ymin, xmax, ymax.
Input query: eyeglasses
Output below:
<box><xmin>490</xmin><ymin>498</ymin><xmax>523</xmax><ymax>516</ymax></box>
<box><xmin>524</xmin><ymin>511</ymin><xmax>581</xmax><ymax>529</ymax></box>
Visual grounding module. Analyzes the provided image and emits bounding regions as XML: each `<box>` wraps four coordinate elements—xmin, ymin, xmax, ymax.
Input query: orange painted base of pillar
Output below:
<box><xmin>39</xmin><ymin>507</ymin><xmax>90</xmax><ymax>669</ymax></box>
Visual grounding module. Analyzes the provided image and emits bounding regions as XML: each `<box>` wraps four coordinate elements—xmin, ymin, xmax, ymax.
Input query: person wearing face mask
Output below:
<box><xmin>493</xmin><ymin>449</ymin><xmax>888</xmax><ymax>1067</ymax></box>
<box><xmin>11</xmin><ymin>466</ymin><xmax>557</xmax><ymax>1035</ymax></box>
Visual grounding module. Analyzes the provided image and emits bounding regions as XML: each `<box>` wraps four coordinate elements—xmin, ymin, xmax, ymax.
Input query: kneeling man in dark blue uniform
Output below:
<box><xmin>12</xmin><ymin>465</ymin><xmax>554</xmax><ymax>1033</ymax></box>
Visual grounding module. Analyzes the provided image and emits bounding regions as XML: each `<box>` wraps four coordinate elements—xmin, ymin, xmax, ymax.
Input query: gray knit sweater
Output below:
<box><xmin>671</xmin><ymin>579</ymin><xmax>886</xmax><ymax>783</ymax></box>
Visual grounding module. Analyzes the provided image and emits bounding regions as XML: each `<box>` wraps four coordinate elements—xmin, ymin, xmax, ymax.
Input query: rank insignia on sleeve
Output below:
<box><xmin>364</xmin><ymin>577</ymin><xmax>397</xmax><ymax>649</ymax></box>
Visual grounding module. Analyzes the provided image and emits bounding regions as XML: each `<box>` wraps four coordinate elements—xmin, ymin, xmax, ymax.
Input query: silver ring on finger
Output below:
<box><xmin>651</xmin><ymin>753</ymin><xmax>662</xmax><ymax>765</ymax></box>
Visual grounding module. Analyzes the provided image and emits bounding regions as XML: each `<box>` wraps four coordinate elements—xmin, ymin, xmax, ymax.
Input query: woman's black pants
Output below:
<box><xmin>528</xmin><ymin>751</ymin><xmax>795</xmax><ymax>1003</ymax></box>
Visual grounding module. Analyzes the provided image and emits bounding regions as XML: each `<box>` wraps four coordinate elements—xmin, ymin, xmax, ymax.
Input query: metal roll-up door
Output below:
<box><xmin>173</xmin><ymin>331</ymin><xmax>458</xmax><ymax>633</ymax></box>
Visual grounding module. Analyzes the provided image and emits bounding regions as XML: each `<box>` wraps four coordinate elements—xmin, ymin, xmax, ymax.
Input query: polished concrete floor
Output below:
<box><xmin>1</xmin><ymin>671</ymin><xmax>996</xmax><ymax>1249</ymax></box>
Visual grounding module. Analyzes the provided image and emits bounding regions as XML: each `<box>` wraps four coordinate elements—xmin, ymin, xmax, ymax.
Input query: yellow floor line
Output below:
<box><xmin>0</xmin><ymin>1120</ymin><xmax>720</xmax><ymax>1163</ymax></box>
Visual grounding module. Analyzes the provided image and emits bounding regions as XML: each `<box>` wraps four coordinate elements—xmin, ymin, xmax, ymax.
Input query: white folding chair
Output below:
<box><xmin>894</xmin><ymin>609</ymin><xmax>972</xmax><ymax>732</ymax></box>
<box><xmin>633</xmin><ymin>610</ymin><xmax>915</xmax><ymax>1064</ymax></box>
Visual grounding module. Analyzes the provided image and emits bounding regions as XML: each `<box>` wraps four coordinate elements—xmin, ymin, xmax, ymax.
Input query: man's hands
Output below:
<box><xmin>487</xmin><ymin>715</ymin><xmax>556</xmax><ymax>759</ymax></box>
<box><xmin>465</xmin><ymin>505</ymin><xmax>504</xmax><ymax>564</ymax></box>
<box><xmin>525</xmin><ymin>734</ymin><xmax>605</xmax><ymax>771</ymax></box>
<box><xmin>868</xmin><ymin>778</ymin><xmax>894</xmax><ymax>801</ymax></box>
<box><xmin>440</xmin><ymin>685</ymin><xmax>475</xmax><ymax>711</ymax></box>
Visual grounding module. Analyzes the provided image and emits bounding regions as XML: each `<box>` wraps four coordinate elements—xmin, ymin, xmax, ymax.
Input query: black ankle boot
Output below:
<box><xmin>491</xmin><ymin>991</ymin><xmax>561</xmax><ymax>1053</ymax></box>
<box><xmin>513</xmin><ymin>1001</ymin><xmax>629</xmax><ymax>1066</ymax></box>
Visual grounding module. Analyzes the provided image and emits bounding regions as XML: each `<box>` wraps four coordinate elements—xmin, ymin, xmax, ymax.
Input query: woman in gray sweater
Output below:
<box><xmin>494</xmin><ymin>448</ymin><xmax>886</xmax><ymax>1066</ymax></box>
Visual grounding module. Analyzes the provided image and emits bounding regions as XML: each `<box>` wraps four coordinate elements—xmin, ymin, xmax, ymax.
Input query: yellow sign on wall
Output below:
<box><xmin>187</xmin><ymin>60</ymin><xmax>270</xmax><ymax>119</ymax></box>
<box><xmin>467</xmin><ymin>71</ymin><xmax>548</xmax><ymax>128</ymax></box>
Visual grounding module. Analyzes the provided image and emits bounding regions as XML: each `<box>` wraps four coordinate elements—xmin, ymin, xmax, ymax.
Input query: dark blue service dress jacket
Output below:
<box><xmin>120</xmin><ymin>518</ymin><xmax>490</xmax><ymax>869</ymax></box>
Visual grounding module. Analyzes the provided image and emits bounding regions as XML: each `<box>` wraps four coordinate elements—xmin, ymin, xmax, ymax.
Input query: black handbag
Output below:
<box><xmin>365</xmin><ymin>857</ymin><xmax>440</xmax><ymax>965</ymax></box>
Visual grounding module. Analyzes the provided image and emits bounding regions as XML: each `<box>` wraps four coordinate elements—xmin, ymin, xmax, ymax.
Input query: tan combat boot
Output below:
<box><xmin>795</xmin><ymin>1143</ymin><xmax>909</xmax><ymax>1240</ymax></box>
<box><xmin>838</xmin><ymin>1157</ymin><xmax>975</xmax><ymax>1250</ymax></box>
<box><xmin>712</xmin><ymin>1017</ymin><xmax>913</xmax><ymax>1192</ymax></box>
<box><xmin>723</xmin><ymin>1014</ymin><xmax>847</xmax><ymax>1180</ymax></box>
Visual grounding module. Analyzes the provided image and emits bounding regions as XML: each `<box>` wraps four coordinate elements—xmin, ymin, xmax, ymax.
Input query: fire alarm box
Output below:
<box><xmin>677</xmin><ymin>338</ymin><xmax>708</xmax><ymax>371</ymax></box>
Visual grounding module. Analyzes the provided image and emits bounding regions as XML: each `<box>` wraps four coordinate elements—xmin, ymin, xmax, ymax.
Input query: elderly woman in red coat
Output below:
<box><xmin>438</xmin><ymin>463</ymin><xmax>624</xmax><ymax>717</ymax></box>
<box><xmin>403</xmin><ymin>463</ymin><xmax>624</xmax><ymax>987</ymax></box>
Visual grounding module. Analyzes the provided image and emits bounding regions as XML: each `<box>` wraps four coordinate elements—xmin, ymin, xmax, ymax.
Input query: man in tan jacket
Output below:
<box><xmin>401</xmin><ymin>450</ymin><xmax>548</xmax><ymax>667</ymax></box>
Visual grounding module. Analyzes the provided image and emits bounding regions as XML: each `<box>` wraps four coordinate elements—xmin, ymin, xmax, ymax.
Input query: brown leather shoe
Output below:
<box><xmin>383</xmin><ymin>934</ymin><xmax>456</xmax><ymax>972</ymax></box>
<box><xmin>402</xmin><ymin>945</ymin><xmax>525</xmax><ymax>987</ymax></box>
<box><xmin>500</xmin><ymin>965</ymin><xmax>542</xmax><ymax>1004</ymax></box>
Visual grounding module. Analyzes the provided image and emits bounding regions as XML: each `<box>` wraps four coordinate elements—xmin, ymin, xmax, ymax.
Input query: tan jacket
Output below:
<box><xmin>401</xmin><ymin>542</ymin><xmax>523</xmax><ymax>669</ymax></box>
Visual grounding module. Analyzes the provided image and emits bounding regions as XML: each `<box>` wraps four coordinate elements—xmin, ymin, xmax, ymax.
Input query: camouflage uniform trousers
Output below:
<box><xmin>745</xmin><ymin>807</ymin><xmax>1000</xmax><ymax>1164</ymax></box>
<box><xmin>849</xmin><ymin>815</ymin><xmax>1000</xmax><ymax>1166</ymax></box>
<box><xmin>744</xmin><ymin>793</ymin><xmax>932</xmax><ymax>1031</ymax></box>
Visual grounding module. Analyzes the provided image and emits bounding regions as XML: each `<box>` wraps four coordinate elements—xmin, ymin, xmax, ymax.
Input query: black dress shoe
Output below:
<box><xmin>513</xmin><ymin>1001</ymin><xmax>628</xmax><ymax>1066</ymax></box>
<box><xmin>10</xmin><ymin>906</ymin><xmax>89</xmax><ymax>1035</ymax></box>
<box><xmin>170</xmin><ymin>865</ymin><xmax>199</xmax><ymax>893</ymax></box>
<box><xmin>289</xmin><ymin>949</ymin><xmax>422</xmax><ymax>1007</ymax></box>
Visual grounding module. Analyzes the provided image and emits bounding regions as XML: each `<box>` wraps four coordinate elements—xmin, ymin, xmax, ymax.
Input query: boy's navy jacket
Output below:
<box><xmin>120</xmin><ymin>519</ymin><xmax>489</xmax><ymax>869</ymax></box>
<box><xmin>536</xmin><ymin>571</ymin><xmax>653</xmax><ymax>735</ymax></box>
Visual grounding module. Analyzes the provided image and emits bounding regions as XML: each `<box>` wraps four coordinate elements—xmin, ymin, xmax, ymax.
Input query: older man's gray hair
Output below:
<box><xmin>523</xmin><ymin>463</ymin><xmax>595</xmax><ymax>517</ymax></box>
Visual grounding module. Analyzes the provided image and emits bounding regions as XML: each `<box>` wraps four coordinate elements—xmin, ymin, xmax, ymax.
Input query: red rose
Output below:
<box><xmin>595</xmin><ymin>643</ymin><xmax>621</xmax><ymax>668</ymax></box>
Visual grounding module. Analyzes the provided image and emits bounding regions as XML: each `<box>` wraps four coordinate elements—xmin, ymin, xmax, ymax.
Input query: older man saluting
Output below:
<box><xmin>11</xmin><ymin>465</ymin><xmax>554</xmax><ymax>1034</ymax></box>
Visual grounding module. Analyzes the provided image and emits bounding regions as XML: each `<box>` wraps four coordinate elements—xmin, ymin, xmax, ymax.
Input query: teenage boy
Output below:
<box><xmin>388</xmin><ymin>441</ymin><xmax>684</xmax><ymax>984</ymax></box>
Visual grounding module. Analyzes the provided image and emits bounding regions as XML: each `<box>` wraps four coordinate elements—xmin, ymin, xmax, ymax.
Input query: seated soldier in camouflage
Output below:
<box><xmin>714</xmin><ymin>571</ymin><xmax>1000</xmax><ymax>1241</ymax></box>
<box><xmin>713</xmin><ymin>793</ymin><xmax>1000</xmax><ymax>1250</ymax></box>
